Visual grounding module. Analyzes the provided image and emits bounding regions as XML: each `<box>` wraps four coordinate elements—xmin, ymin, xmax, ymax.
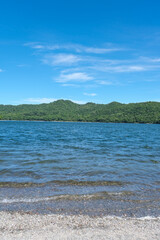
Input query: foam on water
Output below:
<box><xmin>0</xmin><ymin>191</ymin><xmax>127</xmax><ymax>203</ymax></box>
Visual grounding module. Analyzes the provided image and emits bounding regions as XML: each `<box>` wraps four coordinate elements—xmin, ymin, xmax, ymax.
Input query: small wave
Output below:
<box><xmin>0</xmin><ymin>182</ymin><xmax>45</xmax><ymax>188</ymax></box>
<box><xmin>0</xmin><ymin>195</ymin><xmax>94</xmax><ymax>204</ymax></box>
<box><xmin>0</xmin><ymin>191</ymin><xmax>134</xmax><ymax>204</ymax></box>
<box><xmin>0</xmin><ymin>197</ymin><xmax>51</xmax><ymax>204</ymax></box>
<box><xmin>0</xmin><ymin>195</ymin><xmax>93</xmax><ymax>204</ymax></box>
<box><xmin>0</xmin><ymin>180</ymin><xmax>126</xmax><ymax>188</ymax></box>
<box><xmin>136</xmin><ymin>216</ymin><xmax>160</xmax><ymax>220</ymax></box>
<box><xmin>98</xmin><ymin>215</ymin><xmax>160</xmax><ymax>220</ymax></box>
<box><xmin>51</xmin><ymin>180</ymin><xmax>125</xmax><ymax>186</ymax></box>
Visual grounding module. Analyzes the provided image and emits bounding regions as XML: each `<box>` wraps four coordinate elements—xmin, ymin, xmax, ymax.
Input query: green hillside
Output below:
<box><xmin>0</xmin><ymin>100</ymin><xmax>160</xmax><ymax>123</ymax></box>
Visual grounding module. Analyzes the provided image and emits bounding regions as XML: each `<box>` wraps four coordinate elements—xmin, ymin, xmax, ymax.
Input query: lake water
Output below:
<box><xmin>0</xmin><ymin>121</ymin><xmax>159</xmax><ymax>217</ymax></box>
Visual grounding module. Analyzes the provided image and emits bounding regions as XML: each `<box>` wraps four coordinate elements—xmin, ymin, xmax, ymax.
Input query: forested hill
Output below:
<box><xmin>0</xmin><ymin>100</ymin><xmax>160</xmax><ymax>123</ymax></box>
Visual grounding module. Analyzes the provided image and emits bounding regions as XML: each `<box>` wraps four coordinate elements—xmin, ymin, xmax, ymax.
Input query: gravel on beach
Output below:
<box><xmin>0</xmin><ymin>212</ymin><xmax>159</xmax><ymax>240</ymax></box>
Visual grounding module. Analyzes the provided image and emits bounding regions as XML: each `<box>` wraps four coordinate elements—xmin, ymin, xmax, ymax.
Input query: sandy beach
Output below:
<box><xmin>0</xmin><ymin>212</ymin><xmax>159</xmax><ymax>240</ymax></box>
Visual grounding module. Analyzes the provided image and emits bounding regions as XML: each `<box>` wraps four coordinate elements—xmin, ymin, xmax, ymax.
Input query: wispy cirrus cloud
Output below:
<box><xmin>90</xmin><ymin>55</ymin><xmax>160</xmax><ymax>72</ymax></box>
<box><xmin>56</xmin><ymin>72</ymin><xmax>94</xmax><ymax>83</ymax></box>
<box><xmin>23</xmin><ymin>98</ymin><xmax>86</xmax><ymax>104</ymax></box>
<box><xmin>83</xmin><ymin>92</ymin><xmax>97</xmax><ymax>96</ymax></box>
<box><xmin>105</xmin><ymin>65</ymin><xmax>145</xmax><ymax>72</ymax></box>
<box><xmin>82</xmin><ymin>47</ymin><xmax>122</xmax><ymax>54</ymax></box>
<box><xmin>32</xmin><ymin>45</ymin><xmax>44</xmax><ymax>49</ymax></box>
<box><xmin>43</xmin><ymin>53</ymin><xmax>81</xmax><ymax>66</ymax></box>
<box><xmin>139</xmin><ymin>56</ymin><xmax>160</xmax><ymax>63</ymax></box>
<box><xmin>149</xmin><ymin>58</ymin><xmax>160</xmax><ymax>63</ymax></box>
<box><xmin>24</xmin><ymin>42</ymin><xmax>45</xmax><ymax>50</ymax></box>
<box><xmin>23</xmin><ymin>98</ymin><xmax>57</xmax><ymax>104</ymax></box>
<box><xmin>25</xmin><ymin>42</ymin><xmax>123</xmax><ymax>54</ymax></box>
<box><xmin>66</xmin><ymin>44</ymin><xmax>123</xmax><ymax>54</ymax></box>
<box><xmin>96</xmin><ymin>80</ymin><xmax>113</xmax><ymax>85</ymax></box>
<box><xmin>24</xmin><ymin>41</ymin><xmax>160</xmax><ymax>88</ymax></box>
<box><xmin>61</xmin><ymin>83</ymin><xmax>81</xmax><ymax>87</ymax></box>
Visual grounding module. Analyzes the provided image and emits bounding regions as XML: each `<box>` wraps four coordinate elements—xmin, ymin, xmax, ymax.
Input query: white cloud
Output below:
<box><xmin>25</xmin><ymin>42</ymin><xmax>123</xmax><ymax>54</ymax></box>
<box><xmin>120</xmin><ymin>66</ymin><xmax>145</xmax><ymax>72</ymax></box>
<box><xmin>96</xmin><ymin>80</ymin><xmax>113</xmax><ymax>85</ymax></box>
<box><xmin>62</xmin><ymin>44</ymin><xmax>123</xmax><ymax>54</ymax></box>
<box><xmin>61</xmin><ymin>83</ymin><xmax>80</xmax><ymax>87</ymax></box>
<box><xmin>24</xmin><ymin>42</ymin><xmax>42</xmax><ymax>48</ymax></box>
<box><xmin>46</xmin><ymin>45</ymin><xmax>60</xmax><ymax>50</ymax></box>
<box><xmin>24</xmin><ymin>42</ymin><xmax>59</xmax><ymax>50</ymax></box>
<box><xmin>151</xmin><ymin>59</ymin><xmax>160</xmax><ymax>63</ymax></box>
<box><xmin>23</xmin><ymin>98</ymin><xmax>86</xmax><ymax>105</ymax></box>
<box><xmin>43</xmin><ymin>54</ymin><xmax>81</xmax><ymax>66</ymax></box>
<box><xmin>24</xmin><ymin>98</ymin><xmax>57</xmax><ymax>104</ymax></box>
<box><xmin>83</xmin><ymin>47</ymin><xmax>122</xmax><ymax>54</ymax></box>
<box><xmin>24</xmin><ymin>41</ymin><xmax>160</xmax><ymax>88</ymax></box>
<box><xmin>32</xmin><ymin>45</ymin><xmax>44</xmax><ymax>49</ymax></box>
<box><xmin>70</xmin><ymin>100</ymin><xmax>86</xmax><ymax>104</ymax></box>
<box><xmin>149</xmin><ymin>58</ymin><xmax>160</xmax><ymax>62</ymax></box>
<box><xmin>112</xmin><ymin>65</ymin><xmax>160</xmax><ymax>72</ymax></box>
<box><xmin>56</xmin><ymin>72</ymin><xmax>94</xmax><ymax>83</ymax></box>
<box><xmin>83</xmin><ymin>93</ymin><xmax>97</xmax><ymax>96</ymax></box>
<box><xmin>93</xmin><ymin>65</ymin><xmax>146</xmax><ymax>73</ymax></box>
<box><xmin>140</xmin><ymin>57</ymin><xmax>160</xmax><ymax>63</ymax></box>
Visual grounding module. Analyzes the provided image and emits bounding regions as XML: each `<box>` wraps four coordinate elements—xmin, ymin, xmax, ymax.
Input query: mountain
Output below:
<box><xmin>0</xmin><ymin>100</ymin><xmax>160</xmax><ymax>123</ymax></box>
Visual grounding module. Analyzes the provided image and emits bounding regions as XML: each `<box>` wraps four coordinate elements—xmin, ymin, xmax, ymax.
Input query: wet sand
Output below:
<box><xmin>0</xmin><ymin>212</ymin><xmax>159</xmax><ymax>240</ymax></box>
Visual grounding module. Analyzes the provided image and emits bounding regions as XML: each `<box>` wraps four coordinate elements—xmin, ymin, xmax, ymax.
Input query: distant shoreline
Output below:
<box><xmin>0</xmin><ymin>100</ymin><xmax>160</xmax><ymax>124</ymax></box>
<box><xmin>0</xmin><ymin>119</ymin><xmax>156</xmax><ymax>124</ymax></box>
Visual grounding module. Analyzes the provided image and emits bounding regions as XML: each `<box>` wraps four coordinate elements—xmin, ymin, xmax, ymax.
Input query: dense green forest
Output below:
<box><xmin>0</xmin><ymin>100</ymin><xmax>160</xmax><ymax>123</ymax></box>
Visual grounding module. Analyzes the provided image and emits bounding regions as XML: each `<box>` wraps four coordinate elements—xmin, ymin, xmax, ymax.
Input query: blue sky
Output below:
<box><xmin>1</xmin><ymin>0</ymin><xmax>160</xmax><ymax>105</ymax></box>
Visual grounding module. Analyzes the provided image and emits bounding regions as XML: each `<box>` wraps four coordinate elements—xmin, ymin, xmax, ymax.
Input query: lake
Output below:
<box><xmin>0</xmin><ymin>121</ymin><xmax>159</xmax><ymax>217</ymax></box>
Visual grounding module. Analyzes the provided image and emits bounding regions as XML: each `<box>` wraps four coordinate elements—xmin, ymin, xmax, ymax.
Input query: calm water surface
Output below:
<box><xmin>0</xmin><ymin>121</ymin><xmax>159</xmax><ymax>217</ymax></box>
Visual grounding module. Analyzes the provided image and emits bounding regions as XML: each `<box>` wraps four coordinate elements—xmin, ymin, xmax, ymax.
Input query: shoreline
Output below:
<box><xmin>0</xmin><ymin>212</ymin><xmax>159</xmax><ymax>240</ymax></box>
<box><xmin>0</xmin><ymin>119</ymin><xmax>157</xmax><ymax>124</ymax></box>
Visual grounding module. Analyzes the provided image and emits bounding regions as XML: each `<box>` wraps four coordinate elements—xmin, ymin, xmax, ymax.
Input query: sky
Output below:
<box><xmin>1</xmin><ymin>0</ymin><xmax>160</xmax><ymax>105</ymax></box>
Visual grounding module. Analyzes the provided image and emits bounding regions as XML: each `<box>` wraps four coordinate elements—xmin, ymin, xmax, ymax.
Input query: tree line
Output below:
<box><xmin>0</xmin><ymin>100</ymin><xmax>160</xmax><ymax>123</ymax></box>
